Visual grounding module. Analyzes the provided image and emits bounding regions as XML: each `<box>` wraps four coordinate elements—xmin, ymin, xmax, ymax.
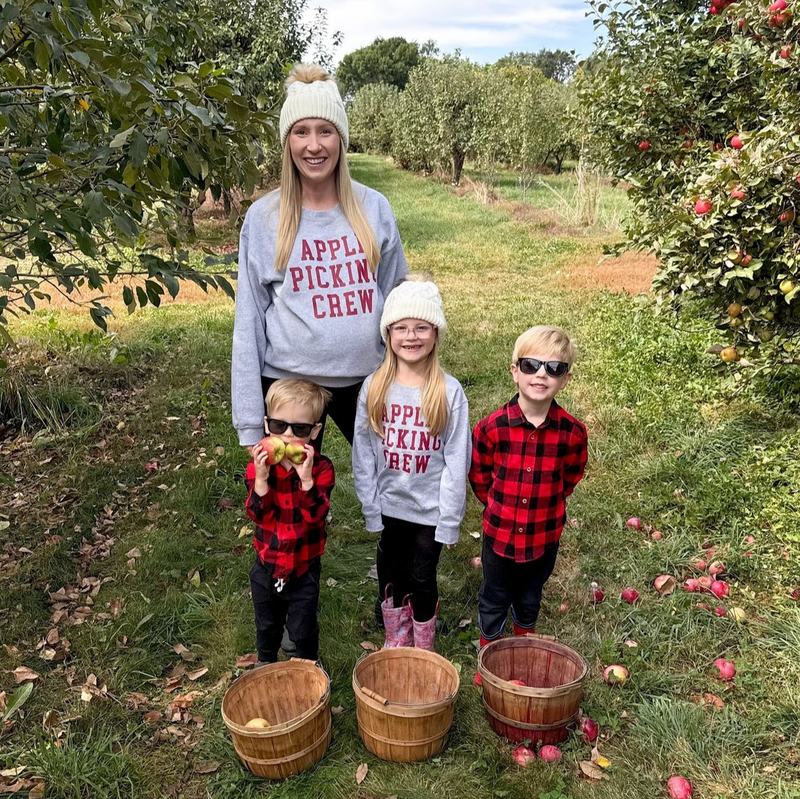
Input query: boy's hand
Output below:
<box><xmin>252</xmin><ymin>442</ymin><xmax>271</xmax><ymax>494</ymax></box>
<box><xmin>290</xmin><ymin>444</ymin><xmax>316</xmax><ymax>491</ymax></box>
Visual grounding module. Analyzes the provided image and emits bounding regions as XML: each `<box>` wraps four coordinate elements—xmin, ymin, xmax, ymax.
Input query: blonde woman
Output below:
<box><xmin>232</xmin><ymin>64</ymin><xmax>409</xmax><ymax>451</ymax></box>
<box><xmin>352</xmin><ymin>275</ymin><xmax>470</xmax><ymax>651</ymax></box>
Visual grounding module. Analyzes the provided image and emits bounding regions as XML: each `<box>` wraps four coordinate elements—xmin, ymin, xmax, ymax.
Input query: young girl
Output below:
<box><xmin>352</xmin><ymin>275</ymin><xmax>470</xmax><ymax>650</ymax></box>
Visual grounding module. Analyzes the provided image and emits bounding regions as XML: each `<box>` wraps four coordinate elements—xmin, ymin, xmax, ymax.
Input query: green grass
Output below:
<box><xmin>1</xmin><ymin>154</ymin><xmax>799</xmax><ymax>798</ymax></box>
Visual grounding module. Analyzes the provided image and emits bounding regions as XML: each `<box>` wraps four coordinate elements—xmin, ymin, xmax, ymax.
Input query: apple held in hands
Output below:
<box><xmin>257</xmin><ymin>436</ymin><xmax>286</xmax><ymax>466</ymax></box>
<box><xmin>283</xmin><ymin>439</ymin><xmax>308</xmax><ymax>465</ymax></box>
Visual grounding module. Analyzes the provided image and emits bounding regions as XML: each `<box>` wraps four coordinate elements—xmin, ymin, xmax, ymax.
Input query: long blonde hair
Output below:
<box><xmin>274</xmin><ymin>70</ymin><xmax>380</xmax><ymax>272</ymax></box>
<box><xmin>366</xmin><ymin>277</ymin><xmax>448</xmax><ymax>438</ymax></box>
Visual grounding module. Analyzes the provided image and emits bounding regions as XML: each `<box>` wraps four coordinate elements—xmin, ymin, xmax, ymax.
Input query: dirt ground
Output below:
<box><xmin>550</xmin><ymin>248</ymin><xmax>659</xmax><ymax>295</ymax></box>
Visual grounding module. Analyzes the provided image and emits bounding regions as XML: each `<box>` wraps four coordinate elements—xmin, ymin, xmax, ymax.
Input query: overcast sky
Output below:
<box><xmin>308</xmin><ymin>0</ymin><xmax>600</xmax><ymax>65</ymax></box>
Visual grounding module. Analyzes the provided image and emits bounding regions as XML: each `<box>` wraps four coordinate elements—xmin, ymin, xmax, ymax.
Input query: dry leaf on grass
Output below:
<box><xmin>172</xmin><ymin>644</ymin><xmax>196</xmax><ymax>662</ymax></box>
<box><xmin>187</xmin><ymin>668</ymin><xmax>208</xmax><ymax>681</ymax></box>
<box><xmin>29</xmin><ymin>781</ymin><xmax>46</xmax><ymax>799</ymax></box>
<box><xmin>125</xmin><ymin>548</ymin><xmax>141</xmax><ymax>559</ymax></box>
<box><xmin>360</xmin><ymin>641</ymin><xmax>377</xmax><ymax>652</ymax></box>
<box><xmin>704</xmin><ymin>692</ymin><xmax>725</xmax><ymax>708</ymax></box>
<box><xmin>331</xmin><ymin>706</ymin><xmax>344</xmax><ymax>714</ymax></box>
<box><xmin>579</xmin><ymin>760</ymin><xmax>607</xmax><ymax>780</ymax></box>
<box><xmin>654</xmin><ymin>575</ymin><xmax>677</xmax><ymax>596</ymax></box>
<box><xmin>469</xmin><ymin>531</ymin><xmax>480</xmax><ymax>539</ymax></box>
<box><xmin>143</xmin><ymin>711</ymin><xmax>163</xmax><ymax>723</ymax></box>
<box><xmin>193</xmin><ymin>761</ymin><xmax>220</xmax><ymax>775</ymax></box>
<box><xmin>458</xmin><ymin>618</ymin><xmax>471</xmax><ymax>629</ymax></box>
<box><xmin>355</xmin><ymin>763</ymin><xmax>368</xmax><ymax>784</ymax></box>
<box><xmin>12</xmin><ymin>667</ymin><xmax>39</xmax><ymax>684</ymax></box>
<box><xmin>325</xmin><ymin>577</ymin><xmax>338</xmax><ymax>587</ymax></box>
<box><xmin>235</xmin><ymin>653</ymin><xmax>258</xmax><ymax>669</ymax></box>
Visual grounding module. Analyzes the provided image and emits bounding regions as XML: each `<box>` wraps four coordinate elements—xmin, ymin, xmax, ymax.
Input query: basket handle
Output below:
<box><xmin>524</xmin><ymin>633</ymin><xmax>556</xmax><ymax>641</ymax></box>
<box><xmin>361</xmin><ymin>687</ymin><xmax>389</xmax><ymax>705</ymax></box>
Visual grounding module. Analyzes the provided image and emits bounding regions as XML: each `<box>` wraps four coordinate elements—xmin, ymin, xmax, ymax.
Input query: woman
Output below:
<box><xmin>232</xmin><ymin>63</ymin><xmax>409</xmax><ymax>450</ymax></box>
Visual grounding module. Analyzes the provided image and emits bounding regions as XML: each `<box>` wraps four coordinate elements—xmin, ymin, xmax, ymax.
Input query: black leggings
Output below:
<box><xmin>377</xmin><ymin>515</ymin><xmax>443</xmax><ymax>622</ymax></box>
<box><xmin>261</xmin><ymin>376</ymin><xmax>363</xmax><ymax>452</ymax></box>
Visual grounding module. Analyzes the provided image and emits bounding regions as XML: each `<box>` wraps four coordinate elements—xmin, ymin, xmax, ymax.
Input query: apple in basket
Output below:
<box><xmin>508</xmin><ymin>679</ymin><xmax>527</xmax><ymax>686</ymax></box>
<box><xmin>245</xmin><ymin>717</ymin><xmax>271</xmax><ymax>729</ymax></box>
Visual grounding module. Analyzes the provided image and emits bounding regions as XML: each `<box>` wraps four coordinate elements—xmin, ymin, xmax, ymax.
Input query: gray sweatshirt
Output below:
<box><xmin>352</xmin><ymin>374</ymin><xmax>471</xmax><ymax>545</ymax></box>
<box><xmin>232</xmin><ymin>183</ymin><xmax>409</xmax><ymax>446</ymax></box>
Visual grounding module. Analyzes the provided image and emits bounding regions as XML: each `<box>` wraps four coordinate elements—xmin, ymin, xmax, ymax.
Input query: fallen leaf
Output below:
<box><xmin>325</xmin><ymin>577</ymin><xmax>338</xmax><ymax>588</ymax></box>
<box><xmin>360</xmin><ymin>620</ymin><xmax>371</xmax><ymax>632</ymax></box>
<box><xmin>217</xmin><ymin>498</ymin><xmax>235</xmax><ymax>511</ymax></box>
<box><xmin>654</xmin><ymin>575</ymin><xmax>677</xmax><ymax>596</ymax></box>
<box><xmin>579</xmin><ymin>760</ymin><xmax>606</xmax><ymax>780</ymax></box>
<box><xmin>238</xmin><ymin>525</ymin><xmax>251</xmax><ymax>539</ymax></box>
<box><xmin>458</xmin><ymin>618</ymin><xmax>472</xmax><ymax>629</ymax></box>
<box><xmin>469</xmin><ymin>531</ymin><xmax>480</xmax><ymax>539</ymax></box>
<box><xmin>331</xmin><ymin>706</ymin><xmax>344</xmax><ymax>714</ymax></box>
<box><xmin>109</xmin><ymin>598</ymin><xmax>125</xmax><ymax>617</ymax></box>
<box><xmin>360</xmin><ymin>641</ymin><xmax>377</xmax><ymax>652</ymax></box>
<box><xmin>172</xmin><ymin>644</ymin><xmax>196</xmax><ymax>662</ymax></box>
<box><xmin>704</xmin><ymin>692</ymin><xmax>725</xmax><ymax>709</ymax></box>
<box><xmin>187</xmin><ymin>570</ymin><xmax>201</xmax><ymax>588</ymax></box>
<box><xmin>595</xmin><ymin>756</ymin><xmax>611</xmax><ymax>769</ymax></box>
<box><xmin>0</xmin><ymin>767</ymin><xmax>25</xmax><ymax>779</ymax></box>
<box><xmin>163</xmin><ymin>678</ymin><xmax>182</xmax><ymax>693</ymax></box>
<box><xmin>366</xmin><ymin>565</ymin><xmax>378</xmax><ymax>580</ymax></box>
<box><xmin>235</xmin><ymin>653</ymin><xmax>258</xmax><ymax>669</ymax></box>
<box><xmin>214</xmin><ymin>446</ymin><xmax>225</xmax><ymax>456</ymax></box>
<box><xmin>187</xmin><ymin>668</ymin><xmax>208</xmax><ymax>682</ymax></box>
<box><xmin>125</xmin><ymin>548</ymin><xmax>141</xmax><ymax>559</ymax></box>
<box><xmin>194</xmin><ymin>761</ymin><xmax>220</xmax><ymax>775</ymax></box>
<box><xmin>355</xmin><ymin>763</ymin><xmax>368</xmax><ymax>785</ymax></box>
<box><xmin>126</xmin><ymin>692</ymin><xmax>149</xmax><ymax>710</ymax></box>
<box><xmin>29</xmin><ymin>780</ymin><xmax>46</xmax><ymax>798</ymax></box>
<box><xmin>171</xmin><ymin>691</ymin><xmax>203</xmax><ymax>708</ymax></box>
<box><xmin>12</xmin><ymin>667</ymin><xmax>39</xmax><ymax>685</ymax></box>
<box><xmin>143</xmin><ymin>711</ymin><xmax>163</xmax><ymax>723</ymax></box>
<box><xmin>210</xmin><ymin>671</ymin><xmax>232</xmax><ymax>692</ymax></box>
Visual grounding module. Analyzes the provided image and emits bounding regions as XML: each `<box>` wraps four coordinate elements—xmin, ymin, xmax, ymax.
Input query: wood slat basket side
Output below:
<box><xmin>353</xmin><ymin>648</ymin><xmax>460</xmax><ymax>763</ymax></box>
<box><xmin>221</xmin><ymin>659</ymin><xmax>331</xmax><ymax>779</ymax></box>
<box><xmin>478</xmin><ymin>635</ymin><xmax>587</xmax><ymax>746</ymax></box>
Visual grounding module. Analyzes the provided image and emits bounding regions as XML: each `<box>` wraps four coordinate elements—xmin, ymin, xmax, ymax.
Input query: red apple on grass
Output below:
<box><xmin>591</xmin><ymin>582</ymin><xmax>605</xmax><ymax>604</ymax></box>
<box><xmin>621</xmin><ymin>587</ymin><xmax>640</xmax><ymax>604</ymax></box>
<box><xmin>471</xmin><ymin>556</ymin><xmax>482</xmax><ymax>569</ymax></box>
<box><xmin>713</xmin><ymin>658</ymin><xmax>736</xmax><ymax>681</ymax></box>
<box><xmin>539</xmin><ymin>745</ymin><xmax>562</xmax><ymax>762</ymax></box>
<box><xmin>257</xmin><ymin>436</ymin><xmax>286</xmax><ymax>466</ymax></box>
<box><xmin>512</xmin><ymin>745</ymin><xmax>536</xmax><ymax>767</ymax></box>
<box><xmin>626</xmin><ymin>516</ymin><xmax>642</xmax><ymax>530</ymax></box>
<box><xmin>667</xmin><ymin>776</ymin><xmax>694</xmax><ymax>799</ymax></box>
<box><xmin>710</xmin><ymin>580</ymin><xmax>730</xmax><ymax>599</ymax></box>
<box><xmin>580</xmin><ymin>716</ymin><xmax>599</xmax><ymax>743</ymax></box>
<box><xmin>603</xmin><ymin>665</ymin><xmax>629</xmax><ymax>685</ymax></box>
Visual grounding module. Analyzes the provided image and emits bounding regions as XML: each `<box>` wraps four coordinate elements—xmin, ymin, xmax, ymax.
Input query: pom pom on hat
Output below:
<box><xmin>380</xmin><ymin>276</ymin><xmax>447</xmax><ymax>342</ymax></box>
<box><xmin>279</xmin><ymin>64</ymin><xmax>349</xmax><ymax>149</ymax></box>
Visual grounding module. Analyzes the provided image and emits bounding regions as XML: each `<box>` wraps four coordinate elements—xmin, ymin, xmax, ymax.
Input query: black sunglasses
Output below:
<box><xmin>516</xmin><ymin>358</ymin><xmax>570</xmax><ymax>378</ymax></box>
<box><xmin>265</xmin><ymin>417</ymin><xmax>318</xmax><ymax>438</ymax></box>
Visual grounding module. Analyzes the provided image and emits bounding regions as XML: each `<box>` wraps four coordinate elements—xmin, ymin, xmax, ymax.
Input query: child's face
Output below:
<box><xmin>264</xmin><ymin>400</ymin><xmax>321</xmax><ymax>445</ymax></box>
<box><xmin>388</xmin><ymin>317</ymin><xmax>438</xmax><ymax>366</ymax></box>
<box><xmin>511</xmin><ymin>351</ymin><xmax>572</xmax><ymax>406</ymax></box>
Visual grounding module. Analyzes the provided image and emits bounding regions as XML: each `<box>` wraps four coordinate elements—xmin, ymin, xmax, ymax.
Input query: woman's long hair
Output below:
<box><xmin>366</xmin><ymin>333</ymin><xmax>448</xmax><ymax>439</ymax></box>
<box><xmin>274</xmin><ymin>138</ymin><xmax>380</xmax><ymax>272</ymax></box>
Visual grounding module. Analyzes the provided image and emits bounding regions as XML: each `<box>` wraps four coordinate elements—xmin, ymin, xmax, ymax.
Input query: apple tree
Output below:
<box><xmin>579</xmin><ymin>0</ymin><xmax>800</xmax><ymax>368</ymax></box>
<box><xmin>0</xmin><ymin>0</ymin><xmax>273</xmax><ymax>340</ymax></box>
<box><xmin>348</xmin><ymin>83</ymin><xmax>400</xmax><ymax>154</ymax></box>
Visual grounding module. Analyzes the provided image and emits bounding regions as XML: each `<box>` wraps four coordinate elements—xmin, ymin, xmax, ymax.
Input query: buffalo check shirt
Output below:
<box><xmin>245</xmin><ymin>456</ymin><xmax>335</xmax><ymax>581</ymax></box>
<box><xmin>469</xmin><ymin>396</ymin><xmax>588</xmax><ymax>563</ymax></box>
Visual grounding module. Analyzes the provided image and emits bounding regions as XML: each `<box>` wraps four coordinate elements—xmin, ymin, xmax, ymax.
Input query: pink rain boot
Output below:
<box><xmin>381</xmin><ymin>586</ymin><xmax>413</xmax><ymax>648</ymax></box>
<box><xmin>412</xmin><ymin>600</ymin><xmax>439</xmax><ymax>652</ymax></box>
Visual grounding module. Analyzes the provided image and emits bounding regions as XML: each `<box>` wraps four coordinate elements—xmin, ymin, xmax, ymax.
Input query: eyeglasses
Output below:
<box><xmin>516</xmin><ymin>358</ymin><xmax>570</xmax><ymax>378</ymax></box>
<box><xmin>264</xmin><ymin>417</ymin><xmax>318</xmax><ymax>438</ymax></box>
<box><xmin>389</xmin><ymin>324</ymin><xmax>435</xmax><ymax>338</ymax></box>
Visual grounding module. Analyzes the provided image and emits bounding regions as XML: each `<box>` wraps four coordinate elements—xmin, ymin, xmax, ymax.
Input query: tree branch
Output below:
<box><xmin>0</xmin><ymin>30</ymin><xmax>31</xmax><ymax>66</ymax></box>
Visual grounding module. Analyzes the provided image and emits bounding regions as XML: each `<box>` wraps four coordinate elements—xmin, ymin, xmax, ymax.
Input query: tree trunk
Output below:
<box><xmin>223</xmin><ymin>189</ymin><xmax>232</xmax><ymax>217</ymax></box>
<box><xmin>178</xmin><ymin>191</ymin><xmax>196</xmax><ymax>237</ymax></box>
<box><xmin>452</xmin><ymin>148</ymin><xmax>465</xmax><ymax>186</ymax></box>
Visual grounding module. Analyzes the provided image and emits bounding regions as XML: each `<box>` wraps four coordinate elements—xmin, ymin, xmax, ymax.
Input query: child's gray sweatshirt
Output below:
<box><xmin>352</xmin><ymin>374</ymin><xmax>470</xmax><ymax>545</ymax></box>
<box><xmin>232</xmin><ymin>183</ymin><xmax>409</xmax><ymax>446</ymax></box>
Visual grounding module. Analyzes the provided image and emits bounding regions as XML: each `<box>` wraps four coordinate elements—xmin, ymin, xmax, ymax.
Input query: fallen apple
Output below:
<box><xmin>650</xmin><ymin>530</ymin><xmax>663</xmax><ymax>541</ymax></box>
<box><xmin>714</xmin><ymin>606</ymin><xmax>727</xmax><ymax>617</ymax></box>
<box><xmin>727</xmin><ymin>607</ymin><xmax>746</xmax><ymax>623</ymax></box>
<box><xmin>621</xmin><ymin>587</ymin><xmax>640</xmax><ymax>604</ymax></box>
<box><xmin>708</xmin><ymin>560</ymin><xmax>726</xmax><ymax>577</ymax></box>
<box><xmin>744</xmin><ymin>535</ymin><xmax>756</xmax><ymax>545</ymax></box>
<box><xmin>695</xmin><ymin>601</ymin><xmax>712</xmax><ymax>612</ymax></box>
<box><xmin>720</xmin><ymin>347</ymin><xmax>740</xmax><ymax>363</ymax></box>
<box><xmin>245</xmin><ymin>717</ymin><xmax>271</xmax><ymax>729</ymax></box>
<box><xmin>667</xmin><ymin>775</ymin><xmax>694</xmax><ymax>799</ymax></box>
<box><xmin>539</xmin><ymin>745</ymin><xmax>562</xmax><ymax>762</ymax></box>
<box><xmin>696</xmin><ymin>575</ymin><xmax>713</xmax><ymax>591</ymax></box>
<box><xmin>626</xmin><ymin>516</ymin><xmax>642</xmax><ymax>530</ymax></box>
<box><xmin>603</xmin><ymin>664</ymin><xmax>629</xmax><ymax>686</ymax></box>
<box><xmin>580</xmin><ymin>716</ymin><xmax>599</xmax><ymax>743</ymax></box>
<box><xmin>512</xmin><ymin>744</ymin><xmax>536</xmax><ymax>767</ymax></box>
<box><xmin>591</xmin><ymin>582</ymin><xmax>605</xmax><ymax>604</ymax></box>
<box><xmin>257</xmin><ymin>436</ymin><xmax>286</xmax><ymax>466</ymax></box>
<box><xmin>683</xmin><ymin>578</ymin><xmax>698</xmax><ymax>593</ymax></box>
<box><xmin>713</xmin><ymin>658</ymin><xmax>736</xmax><ymax>681</ymax></box>
<box><xmin>471</xmin><ymin>556</ymin><xmax>482</xmax><ymax>569</ymax></box>
<box><xmin>691</xmin><ymin>558</ymin><xmax>707</xmax><ymax>572</ymax></box>
<box><xmin>624</xmin><ymin>639</ymin><xmax>639</xmax><ymax>648</ymax></box>
<box><xmin>710</xmin><ymin>580</ymin><xmax>730</xmax><ymax>599</ymax></box>
<box><xmin>283</xmin><ymin>440</ymin><xmax>307</xmax><ymax>465</ymax></box>
<box><xmin>558</xmin><ymin>602</ymin><xmax>569</xmax><ymax>612</ymax></box>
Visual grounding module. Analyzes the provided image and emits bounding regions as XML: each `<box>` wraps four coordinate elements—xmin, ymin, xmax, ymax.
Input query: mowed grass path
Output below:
<box><xmin>1</xmin><ymin>155</ymin><xmax>799</xmax><ymax>799</ymax></box>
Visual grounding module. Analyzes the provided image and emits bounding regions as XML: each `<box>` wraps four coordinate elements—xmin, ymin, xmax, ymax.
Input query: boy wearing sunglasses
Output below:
<box><xmin>469</xmin><ymin>326</ymin><xmax>588</xmax><ymax>658</ymax></box>
<box><xmin>245</xmin><ymin>379</ymin><xmax>335</xmax><ymax>664</ymax></box>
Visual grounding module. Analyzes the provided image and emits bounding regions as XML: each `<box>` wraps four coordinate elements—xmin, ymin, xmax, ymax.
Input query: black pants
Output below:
<box><xmin>478</xmin><ymin>539</ymin><xmax>559</xmax><ymax>640</ymax></box>
<box><xmin>261</xmin><ymin>375</ymin><xmax>363</xmax><ymax>451</ymax></box>
<box><xmin>377</xmin><ymin>515</ymin><xmax>443</xmax><ymax>622</ymax></box>
<box><xmin>250</xmin><ymin>556</ymin><xmax>321</xmax><ymax>663</ymax></box>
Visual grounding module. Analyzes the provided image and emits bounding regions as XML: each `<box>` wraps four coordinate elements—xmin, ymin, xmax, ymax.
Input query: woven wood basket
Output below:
<box><xmin>478</xmin><ymin>634</ymin><xmax>587</xmax><ymax>745</ymax></box>
<box><xmin>221</xmin><ymin>659</ymin><xmax>331</xmax><ymax>779</ymax></box>
<box><xmin>353</xmin><ymin>647</ymin><xmax>460</xmax><ymax>762</ymax></box>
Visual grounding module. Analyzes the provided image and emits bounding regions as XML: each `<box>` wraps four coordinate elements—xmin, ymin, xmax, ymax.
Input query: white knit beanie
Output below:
<box><xmin>279</xmin><ymin>64</ymin><xmax>349</xmax><ymax>150</ymax></box>
<box><xmin>380</xmin><ymin>278</ymin><xmax>448</xmax><ymax>343</ymax></box>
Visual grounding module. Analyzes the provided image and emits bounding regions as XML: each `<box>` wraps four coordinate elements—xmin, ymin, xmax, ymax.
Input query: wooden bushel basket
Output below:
<box><xmin>478</xmin><ymin>634</ymin><xmax>588</xmax><ymax>745</ymax></box>
<box><xmin>353</xmin><ymin>648</ymin><xmax>460</xmax><ymax>763</ymax></box>
<box><xmin>221</xmin><ymin>659</ymin><xmax>331</xmax><ymax>779</ymax></box>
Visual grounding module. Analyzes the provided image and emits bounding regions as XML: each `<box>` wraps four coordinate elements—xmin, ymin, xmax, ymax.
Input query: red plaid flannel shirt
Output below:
<box><xmin>469</xmin><ymin>396</ymin><xmax>587</xmax><ymax>563</ymax></box>
<box><xmin>245</xmin><ymin>455</ymin><xmax>335</xmax><ymax>580</ymax></box>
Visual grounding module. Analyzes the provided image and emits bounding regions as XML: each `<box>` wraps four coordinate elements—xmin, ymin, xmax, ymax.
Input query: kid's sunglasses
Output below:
<box><xmin>264</xmin><ymin>417</ymin><xmax>318</xmax><ymax>438</ymax></box>
<box><xmin>516</xmin><ymin>358</ymin><xmax>570</xmax><ymax>378</ymax></box>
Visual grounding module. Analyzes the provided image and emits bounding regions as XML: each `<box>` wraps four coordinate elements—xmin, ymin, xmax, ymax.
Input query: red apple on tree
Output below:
<box><xmin>694</xmin><ymin>198</ymin><xmax>712</xmax><ymax>215</ymax></box>
<box><xmin>730</xmin><ymin>134</ymin><xmax>744</xmax><ymax>149</ymax></box>
<box><xmin>638</xmin><ymin>140</ymin><xmax>651</xmax><ymax>151</ymax></box>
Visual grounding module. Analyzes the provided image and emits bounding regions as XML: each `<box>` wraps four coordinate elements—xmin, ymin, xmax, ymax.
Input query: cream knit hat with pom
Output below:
<box><xmin>279</xmin><ymin>64</ymin><xmax>349</xmax><ymax>149</ymax></box>
<box><xmin>380</xmin><ymin>276</ymin><xmax>448</xmax><ymax>343</ymax></box>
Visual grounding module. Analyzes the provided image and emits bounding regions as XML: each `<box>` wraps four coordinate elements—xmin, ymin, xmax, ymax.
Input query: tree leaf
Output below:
<box><xmin>355</xmin><ymin>763</ymin><xmax>368</xmax><ymax>784</ymax></box>
<box><xmin>2</xmin><ymin>683</ymin><xmax>34</xmax><ymax>721</ymax></box>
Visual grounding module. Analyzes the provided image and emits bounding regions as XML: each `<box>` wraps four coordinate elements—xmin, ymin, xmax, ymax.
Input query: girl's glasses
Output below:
<box><xmin>264</xmin><ymin>417</ymin><xmax>317</xmax><ymax>438</ymax></box>
<box><xmin>516</xmin><ymin>358</ymin><xmax>570</xmax><ymax>378</ymax></box>
<box><xmin>390</xmin><ymin>324</ymin><xmax>435</xmax><ymax>338</ymax></box>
